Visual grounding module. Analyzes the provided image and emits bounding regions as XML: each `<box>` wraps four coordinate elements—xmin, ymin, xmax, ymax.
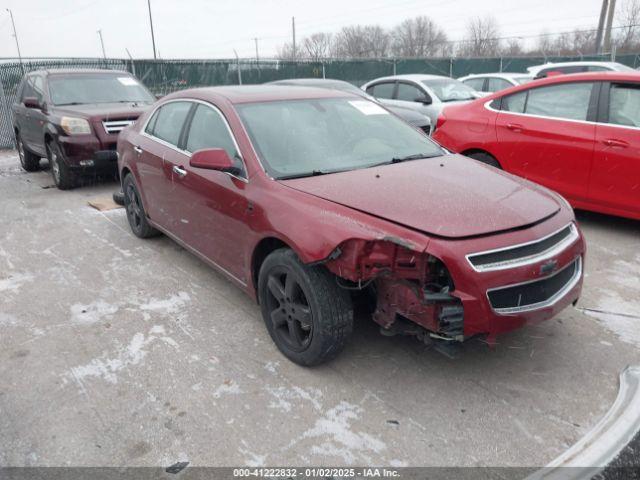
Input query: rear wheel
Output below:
<box><xmin>123</xmin><ymin>174</ymin><xmax>160</xmax><ymax>238</ymax></box>
<box><xmin>47</xmin><ymin>141</ymin><xmax>77</xmax><ymax>190</ymax></box>
<box><xmin>16</xmin><ymin>134</ymin><xmax>41</xmax><ymax>172</ymax></box>
<box><xmin>258</xmin><ymin>248</ymin><xmax>353</xmax><ymax>366</ymax></box>
<box><xmin>467</xmin><ymin>151</ymin><xmax>501</xmax><ymax>169</ymax></box>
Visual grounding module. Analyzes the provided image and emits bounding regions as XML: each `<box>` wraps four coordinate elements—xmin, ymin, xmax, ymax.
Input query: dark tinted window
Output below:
<box><xmin>21</xmin><ymin>75</ymin><xmax>43</xmax><ymax>103</ymax></box>
<box><xmin>369</xmin><ymin>82</ymin><xmax>395</xmax><ymax>99</ymax></box>
<box><xmin>463</xmin><ymin>78</ymin><xmax>485</xmax><ymax>91</ymax></box>
<box><xmin>487</xmin><ymin>77</ymin><xmax>512</xmax><ymax>92</ymax></box>
<box><xmin>608</xmin><ymin>83</ymin><xmax>640</xmax><ymax>127</ymax></box>
<box><xmin>186</xmin><ymin>104</ymin><xmax>240</xmax><ymax>159</ymax></box>
<box><xmin>396</xmin><ymin>82</ymin><xmax>424</xmax><ymax>102</ymax></box>
<box><xmin>148</xmin><ymin>101</ymin><xmax>192</xmax><ymax>146</ymax></box>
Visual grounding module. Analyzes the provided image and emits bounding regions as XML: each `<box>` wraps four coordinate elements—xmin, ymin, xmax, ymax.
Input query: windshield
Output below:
<box><xmin>422</xmin><ymin>79</ymin><xmax>476</xmax><ymax>101</ymax></box>
<box><xmin>237</xmin><ymin>98</ymin><xmax>444</xmax><ymax>179</ymax></box>
<box><xmin>49</xmin><ymin>74</ymin><xmax>155</xmax><ymax>106</ymax></box>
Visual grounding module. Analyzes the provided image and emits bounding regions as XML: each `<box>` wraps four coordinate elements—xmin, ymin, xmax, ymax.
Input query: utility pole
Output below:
<box><xmin>603</xmin><ymin>0</ymin><xmax>617</xmax><ymax>53</ymax></box>
<box><xmin>6</xmin><ymin>9</ymin><xmax>23</xmax><ymax>73</ymax></box>
<box><xmin>97</xmin><ymin>29</ymin><xmax>106</xmax><ymax>59</ymax></box>
<box><xmin>595</xmin><ymin>0</ymin><xmax>609</xmax><ymax>54</ymax></box>
<box><xmin>292</xmin><ymin>16</ymin><xmax>296</xmax><ymax>61</ymax></box>
<box><xmin>125</xmin><ymin>48</ymin><xmax>136</xmax><ymax>76</ymax></box>
<box><xmin>147</xmin><ymin>0</ymin><xmax>157</xmax><ymax>60</ymax></box>
<box><xmin>254</xmin><ymin>37</ymin><xmax>259</xmax><ymax>61</ymax></box>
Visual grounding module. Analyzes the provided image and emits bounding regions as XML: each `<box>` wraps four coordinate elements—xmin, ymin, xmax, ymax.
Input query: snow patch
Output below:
<box><xmin>266</xmin><ymin>385</ymin><xmax>323</xmax><ymax>412</ymax></box>
<box><xmin>0</xmin><ymin>272</ymin><xmax>34</xmax><ymax>293</ymax></box>
<box><xmin>213</xmin><ymin>380</ymin><xmax>241</xmax><ymax>398</ymax></box>
<box><xmin>70</xmin><ymin>300</ymin><xmax>118</xmax><ymax>324</ymax></box>
<box><xmin>138</xmin><ymin>292</ymin><xmax>191</xmax><ymax>315</ymax></box>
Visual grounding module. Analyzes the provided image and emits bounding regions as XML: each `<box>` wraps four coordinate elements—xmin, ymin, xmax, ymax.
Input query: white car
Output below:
<box><xmin>527</xmin><ymin>61</ymin><xmax>635</xmax><ymax>79</ymax></box>
<box><xmin>458</xmin><ymin>73</ymin><xmax>533</xmax><ymax>94</ymax></box>
<box><xmin>361</xmin><ymin>74</ymin><xmax>479</xmax><ymax>132</ymax></box>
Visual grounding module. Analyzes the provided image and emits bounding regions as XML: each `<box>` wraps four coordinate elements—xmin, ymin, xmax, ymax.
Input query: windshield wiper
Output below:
<box><xmin>391</xmin><ymin>153</ymin><xmax>437</xmax><ymax>163</ymax></box>
<box><xmin>277</xmin><ymin>170</ymin><xmax>328</xmax><ymax>180</ymax></box>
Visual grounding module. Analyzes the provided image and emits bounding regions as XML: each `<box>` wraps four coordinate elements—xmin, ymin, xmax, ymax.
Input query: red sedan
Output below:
<box><xmin>433</xmin><ymin>72</ymin><xmax>640</xmax><ymax>221</ymax></box>
<box><xmin>118</xmin><ymin>86</ymin><xmax>585</xmax><ymax>365</ymax></box>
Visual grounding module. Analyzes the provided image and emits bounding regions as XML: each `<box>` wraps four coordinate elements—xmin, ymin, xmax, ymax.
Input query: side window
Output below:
<box><xmin>525</xmin><ymin>82</ymin><xmax>594</xmax><ymax>121</ymax></box>
<box><xmin>148</xmin><ymin>101</ymin><xmax>192</xmax><ymax>146</ymax></box>
<box><xmin>487</xmin><ymin>78</ymin><xmax>512</xmax><ymax>92</ymax></box>
<box><xmin>463</xmin><ymin>78</ymin><xmax>485</xmax><ymax>91</ymax></box>
<box><xmin>501</xmin><ymin>90</ymin><xmax>528</xmax><ymax>113</ymax></box>
<box><xmin>186</xmin><ymin>104</ymin><xmax>240</xmax><ymax>163</ymax></box>
<box><xmin>369</xmin><ymin>82</ymin><xmax>395</xmax><ymax>99</ymax></box>
<box><xmin>32</xmin><ymin>76</ymin><xmax>44</xmax><ymax>103</ymax></box>
<box><xmin>608</xmin><ymin>83</ymin><xmax>640</xmax><ymax>127</ymax></box>
<box><xmin>396</xmin><ymin>82</ymin><xmax>424</xmax><ymax>102</ymax></box>
<box><xmin>21</xmin><ymin>76</ymin><xmax>36</xmax><ymax>102</ymax></box>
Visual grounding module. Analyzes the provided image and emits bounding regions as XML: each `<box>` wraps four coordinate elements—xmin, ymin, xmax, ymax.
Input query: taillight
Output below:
<box><xmin>436</xmin><ymin>113</ymin><xmax>447</xmax><ymax>130</ymax></box>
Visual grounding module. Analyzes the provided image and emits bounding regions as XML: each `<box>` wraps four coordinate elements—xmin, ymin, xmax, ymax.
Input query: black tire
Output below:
<box><xmin>122</xmin><ymin>174</ymin><xmax>160</xmax><ymax>238</ymax></box>
<box><xmin>16</xmin><ymin>133</ymin><xmax>41</xmax><ymax>172</ymax></box>
<box><xmin>467</xmin><ymin>151</ymin><xmax>502</xmax><ymax>169</ymax></box>
<box><xmin>258</xmin><ymin>248</ymin><xmax>354</xmax><ymax>366</ymax></box>
<box><xmin>47</xmin><ymin>140</ymin><xmax>77</xmax><ymax>190</ymax></box>
<box><xmin>112</xmin><ymin>189</ymin><xmax>125</xmax><ymax>206</ymax></box>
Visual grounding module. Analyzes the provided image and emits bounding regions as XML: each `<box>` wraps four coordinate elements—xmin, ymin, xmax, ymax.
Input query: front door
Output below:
<box><xmin>494</xmin><ymin>81</ymin><xmax>597</xmax><ymax>202</ymax></box>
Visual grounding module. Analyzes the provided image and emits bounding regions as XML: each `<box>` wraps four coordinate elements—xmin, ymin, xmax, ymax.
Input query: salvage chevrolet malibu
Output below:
<box><xmin>117</xmin><ymin>86</ymin><xmax>586</xmax><ymax>366</ymax></box>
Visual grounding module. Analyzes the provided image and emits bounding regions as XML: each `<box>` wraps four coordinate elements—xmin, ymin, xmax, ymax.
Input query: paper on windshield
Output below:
<box><xmin>118</xmin><ymin>77</ymin><xmax>139</xmax><ymax>86</ymax></box>
<box><xmin>348</xmin><ymin>100</ymin><xmax>388</xmax><ymax>115</ymax></box>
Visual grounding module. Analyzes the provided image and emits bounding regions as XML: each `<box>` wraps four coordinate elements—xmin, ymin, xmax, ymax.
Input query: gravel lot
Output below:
<box><xmin>0</xmin><ymin>149</ymin><xmax>639</xmax><ymax>468</ymax></box>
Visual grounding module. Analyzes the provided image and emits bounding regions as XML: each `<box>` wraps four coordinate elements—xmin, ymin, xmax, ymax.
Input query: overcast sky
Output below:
<box><xmin>0</xmin><ymin>0</ymin><xmax>605</xmax><ymax>59</ymax></box>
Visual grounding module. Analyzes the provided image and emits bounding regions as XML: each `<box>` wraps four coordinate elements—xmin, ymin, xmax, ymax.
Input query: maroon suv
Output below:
<box><xmin>12</xmin><ymin>69</ymin><xmax>155</xmax><ymax>189</ymax></box>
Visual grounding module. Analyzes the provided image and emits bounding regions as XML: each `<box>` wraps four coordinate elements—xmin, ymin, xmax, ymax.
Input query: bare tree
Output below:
<box><xmin>616</xmin><ymin>0</ymin><xmax>640</xmax><ymax>52</ymax></box>
<box><xmin>390</xmin><ymin>16</ymin><xmax>449</xmax><ymax>57</ymax></box>
<box><xmin>302</xmin><ymin>32</ymin><xmax>333</xmax><ymax>61</ymax></box>
<box><xmin>459</xmin><ymin>16</ymin><xmax>501</xmax><ymax>57</ymax></box>
<box><xmin>277</xmin><ymin>42</ymin><xmax>295</xmax><ymax>61</ymax></box>
<box><xmin>502</xmin><ymin>38</ymin><xmax>524</xmax><ymax>56</ymax></box>
<box><xmin>333</xmin><ymin>25</ymin><xmax>390</xmax><ymax>58</ymax></box>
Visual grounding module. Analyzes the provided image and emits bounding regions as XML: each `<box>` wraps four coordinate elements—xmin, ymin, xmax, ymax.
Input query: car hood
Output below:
<box><xmin>280</xmin><ymin>154</ymin><xmax>560</xmax><ymax>239</ymax></box>
<box><xmin>52</xmin><ymin>102</ymin><xmax>152</xmax><ymax>120</ymax></box>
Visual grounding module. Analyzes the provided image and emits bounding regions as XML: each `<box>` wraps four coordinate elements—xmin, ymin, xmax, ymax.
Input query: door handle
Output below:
<box><xmin>602</xmin><ymin>138</ymin><xmax>629</xmax><ymax>148</ymax></box>
<box><xmin>172</xmin><ymin>165</ymin><xmax>187</xmax><ymax>178</ymax></box>
<box><xmin>506</xmin><ymin>123</ymin><xmax>524</xmax><ymax>132</ymax></box>
<box><xmin>133</xmin><ymin>145</ymin><xmax>143</xmax><ymax>154</ymax></box>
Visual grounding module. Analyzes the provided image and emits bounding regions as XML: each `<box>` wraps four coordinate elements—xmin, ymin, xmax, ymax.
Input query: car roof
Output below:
<box><xmin>460</xmin><ymin>72</ymin><xmax>532</xmax><ymax>79</ymax></box>
<box><xmin>27</xmin><ymin>68</ymin><xmax>133</xmax><ymax>77</ymax></box>
<box><xmin>485</xmin><ymin>71</ymin><xmax>640</xmax><ymax>97</ymax></box>
<box><xmin>526</xmin><ymin>61</ymin><xmax>626</xmax><ymax>73</ymax></box>
<box><xmin>269</xmin><ymin>78</ymin><xmax>349</xmax><ymax>86</ymax></box>
<box><xmin>365</xmin><ymin>74</ymin><xmax>451</xmax><ymax>84</ymax></box>
<box><xmin>164</xmin><ymin>85</ymin><xmax>355</xmax><ymax>104</ymax></box>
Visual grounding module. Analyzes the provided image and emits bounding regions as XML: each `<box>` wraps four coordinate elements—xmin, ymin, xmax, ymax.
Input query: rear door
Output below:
<box><xmin>136</xmin><ymin>100</ymin><xmax>193</xmax><ymax>231</ymax></box>
<box><xmin>590</xmin><ymin>81</ymin><xmax>640</xmax><ymax>217</ymax></box>
<box><xmin>494</xmin><ymin>81</ymin><xmax>598</xmax><ymax>202</ymax></box>
<box><xmin>176</xmin><ymin>102</ymin><xmax>251</xmax><ymax>282</ymax></box>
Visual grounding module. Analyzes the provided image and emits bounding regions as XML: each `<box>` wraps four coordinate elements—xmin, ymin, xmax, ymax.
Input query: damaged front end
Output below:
<box><xmin>321</xmin><ymin>238</ymin><xmax>466</xmax><ymax>357</ymax></box>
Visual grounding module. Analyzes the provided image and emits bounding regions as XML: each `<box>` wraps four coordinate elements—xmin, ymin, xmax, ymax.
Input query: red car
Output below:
<box><xmin>118</xmin><ymin>86</ymin><xmax>585</xmax><ymax>365</ymax></box>
<box><xmin>433</xmin><ymin>72</ymin><xmax>640</xmax><ymax>221</ymax></box>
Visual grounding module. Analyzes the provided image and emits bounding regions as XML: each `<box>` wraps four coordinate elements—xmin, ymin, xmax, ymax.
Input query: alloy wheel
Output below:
<box><xmin>265</xmin><ymin>269</ymin><xmax>313</xmax><ymax>352</ymax></box>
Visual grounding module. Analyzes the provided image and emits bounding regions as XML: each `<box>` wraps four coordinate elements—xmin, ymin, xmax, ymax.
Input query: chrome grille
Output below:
<box><xmin>467</xmin><ymin>223</ymin><xmax>579</xmax><ymax>272</ymax></box>
<box><xmin>487</xmin><ymin>257</ymin><xmax>582</xmax><ymax>314</ymax></box>
<box><xmin>102</xmin><ymin>119</ymin><xmax>135</xmax><ymax>135</ymax></box>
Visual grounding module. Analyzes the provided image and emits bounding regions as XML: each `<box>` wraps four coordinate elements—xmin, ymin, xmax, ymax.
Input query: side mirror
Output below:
<box><xmin>23</xmin><ymin>97</ymin><xmax>41</xmax><ymax>109</ymax></box>
<box><xmin>190</xmin><ymin>148</ymin><xmax>239</xmax><ymax>175</ymax></box>
<box><xmin>414</xmin><ymin>96</ymin><xmax>432</xmax><ymax>105</ymax></box>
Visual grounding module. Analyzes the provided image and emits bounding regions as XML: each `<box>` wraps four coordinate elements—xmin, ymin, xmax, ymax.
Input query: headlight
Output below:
<box><xmin>60</xmin><ymin>117</ymin><xmax>91</xmax><ymax>135</ymax></box>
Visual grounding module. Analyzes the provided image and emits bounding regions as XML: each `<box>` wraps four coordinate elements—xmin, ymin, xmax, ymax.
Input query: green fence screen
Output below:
<box><xmin>1</xmin><ymin>53</ymin><xmax>639</xmax><ymax>148</ymax></box>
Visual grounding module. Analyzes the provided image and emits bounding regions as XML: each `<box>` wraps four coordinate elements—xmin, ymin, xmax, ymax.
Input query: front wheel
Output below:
<box><xmin>47</xmin><ymin>141</ymin><xmax>77</xmax><ymax>190</ymax></box>
<box><xmin>16</xmin><ymin>134</ymin><xmax>41</xmax><ymax>172</ymax></box>
<box><xmin>258</xmin><ymin>248</ymin><xmax>354</xmax><ymax>366</ymax></box>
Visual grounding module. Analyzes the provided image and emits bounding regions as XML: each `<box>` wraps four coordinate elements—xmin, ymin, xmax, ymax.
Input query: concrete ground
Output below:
<box><xmin>0</xmin><ymin>149</ymin><xmax>639</xmax><ymax>468</ymax></box>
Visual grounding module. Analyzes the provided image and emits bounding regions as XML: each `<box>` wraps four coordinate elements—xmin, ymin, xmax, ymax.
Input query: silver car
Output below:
<box><xmin>458</xmin><ymin>73</ymin><xmax>533</xmax><ymax>93</ymax></box>
<box><xmin>361</xmin><ymin>74</ymin><xmax>478</xmax><ymax>132</ymax></box>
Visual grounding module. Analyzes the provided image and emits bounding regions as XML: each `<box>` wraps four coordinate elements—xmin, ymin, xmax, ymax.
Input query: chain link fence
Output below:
<box><xmin>1</xmin><ymin>53</ymin><xmax>639</xmax><ymax>149</ymax></box>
